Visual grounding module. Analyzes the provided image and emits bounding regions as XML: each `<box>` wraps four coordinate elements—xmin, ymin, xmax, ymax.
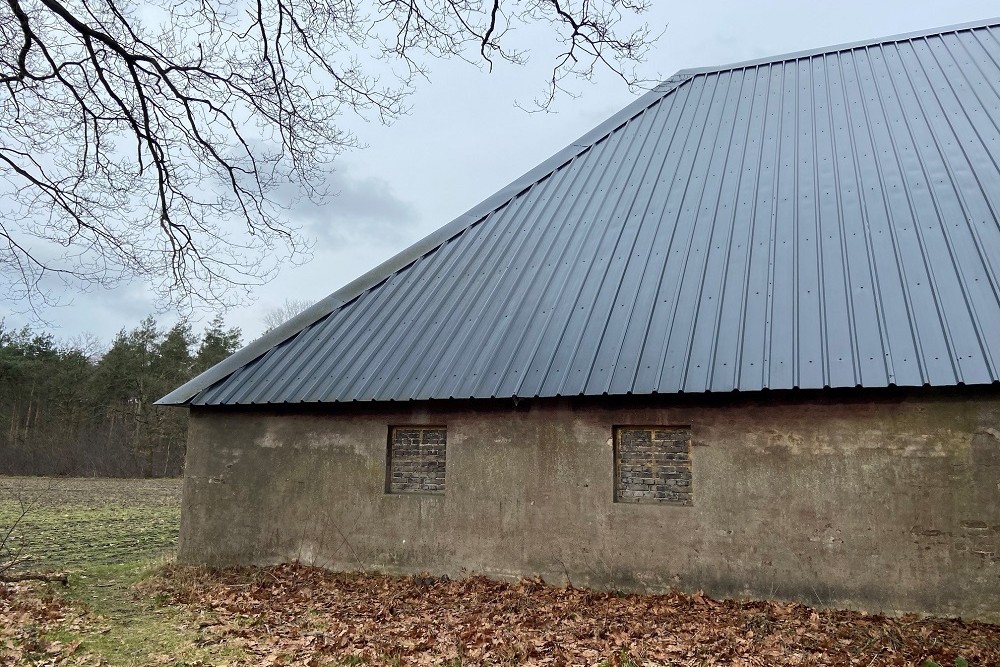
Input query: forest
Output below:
<box><xmin>0</xmin><ymin>316</ymin><xmax>242</xmax><ymax>477</ymax></box>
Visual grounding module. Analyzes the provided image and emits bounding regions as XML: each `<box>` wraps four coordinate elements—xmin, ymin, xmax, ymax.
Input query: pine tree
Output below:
<box><xmin>0</xmin><ymin>313</ymin><xmax>243</xmax><ymax>477</ymax></box>
<box><xmin>195</xmin><ymin>315</ymin><xmax>242</xmax><ymax>375</ymax></box>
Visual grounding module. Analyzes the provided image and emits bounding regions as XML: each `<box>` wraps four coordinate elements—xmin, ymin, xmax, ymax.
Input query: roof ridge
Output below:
<box><xmin>676</xmin><ymin>16</ymin><xmax>1000</xmax><ymax>78</ymax></box>
<box><xmin>156</xmin><ymin>74</ymin><xmax>693</xmax><ymax>405</ymax></box>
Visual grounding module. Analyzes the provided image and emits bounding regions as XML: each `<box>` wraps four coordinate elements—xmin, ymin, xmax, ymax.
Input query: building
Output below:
<box><xmin>160</xmin><ymin>19</ymin><xmax>1000</xmax><ymax>621</ymax></box>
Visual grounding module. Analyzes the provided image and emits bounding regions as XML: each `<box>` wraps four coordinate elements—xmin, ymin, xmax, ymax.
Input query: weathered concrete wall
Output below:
<box><xmin>179</xmin><ymin>389</ymin><xmax>1000</xmax><ymax>621</ymax></box>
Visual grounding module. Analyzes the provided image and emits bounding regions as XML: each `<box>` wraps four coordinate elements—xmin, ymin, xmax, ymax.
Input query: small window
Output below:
<box><xmin>387</xmin><ymin>426</ymin><xmax>446</xmax><ymax>494</ymax></box>
<box><xmin>614</xmin><ymin>426</ymin><xmax>692</xmax><ymax>505</ymax></box>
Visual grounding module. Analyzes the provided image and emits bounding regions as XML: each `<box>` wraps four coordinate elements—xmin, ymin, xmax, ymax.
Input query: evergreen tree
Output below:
<box><xmin>155</xmin><ymin>321</ymin><xmax>195</xmax><ymax>389</ymax></box>
<box><xmin>194</xmin><ymin>315</ymin><xmax>242</xmax><ymax>375</ymax></box>
<box><xmin>0</xmin><ymin>313</ymin><xmax>243</xmax><ymax>477</ymax></box>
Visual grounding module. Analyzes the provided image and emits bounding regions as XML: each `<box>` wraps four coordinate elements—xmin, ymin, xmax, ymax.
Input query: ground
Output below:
<box><xmin>1</xmin><ymin>477</ymin><xmax>998</xmax><ymax>666</ymax></box>
<box><xmin>0</xmin><ymin>477</ymin><xmax>180</xmax><ymax>573</ymax></box>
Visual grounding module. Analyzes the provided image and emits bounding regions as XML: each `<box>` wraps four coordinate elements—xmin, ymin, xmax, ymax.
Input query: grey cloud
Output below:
<box><xmin>285</xmin><ymin>168</ymin><xmax>421</xmax><ymax>246</ymax></box>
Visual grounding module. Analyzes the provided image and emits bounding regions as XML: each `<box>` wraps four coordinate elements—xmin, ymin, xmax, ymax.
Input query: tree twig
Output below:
<box><xmin>0</xmin><ymin>571</ymin><xmax>69</xmax><ymax>585</ymax></box>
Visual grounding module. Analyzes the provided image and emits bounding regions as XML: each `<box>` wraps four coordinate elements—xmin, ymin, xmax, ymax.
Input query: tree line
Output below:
<box><xmin>0</xmin><ymin>316</ymin><xmax>241</xmax><ymax>478</ymax></box>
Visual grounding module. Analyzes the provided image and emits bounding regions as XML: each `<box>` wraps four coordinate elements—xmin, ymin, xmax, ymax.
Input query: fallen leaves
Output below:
<box><xmin>0</xmin><ymin>582</ymin><xmax>89</xmax><ymax>666</ymax></box>
<box><xmin>139</xmin><ymin>563</ymin><xmax>999</xmax><ymax>666</ymax></box>
<box><xmin>3</xmin><ymin>563</ymin><xmax>997</xmax><ymax>666</ymax></box>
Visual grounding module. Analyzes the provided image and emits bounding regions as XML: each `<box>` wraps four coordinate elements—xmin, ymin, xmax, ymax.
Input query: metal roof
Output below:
<box><xmin>160</xmin><ymin>18</ymin><xmax>1000</xmax><ymax>406</ymax></box>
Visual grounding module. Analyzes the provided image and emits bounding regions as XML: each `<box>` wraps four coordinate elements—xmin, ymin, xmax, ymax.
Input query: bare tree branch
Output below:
<box><xmin>0</xmin><ymin>479</ymin><xmax>48</xmax><ymax>577</ymax></box>
<box><xmin>0</xmin><ymin>0</ymin><xmax>654</xmax><ymax>312</ymax></box>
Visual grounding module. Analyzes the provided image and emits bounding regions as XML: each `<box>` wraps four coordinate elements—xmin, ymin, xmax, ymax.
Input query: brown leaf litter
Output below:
<box><xmin>138</xmin><ymin>562</ymin><xmax>1000</xmax><ymax>666</ymax></box>
<box><xmin>1</xmin><ymin>581</ymin><xmax>88</xmax><ymax>666</ymax></box>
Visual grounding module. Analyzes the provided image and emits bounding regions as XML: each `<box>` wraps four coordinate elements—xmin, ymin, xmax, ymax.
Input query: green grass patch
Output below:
<box><xmin>0</xmin><ymin>476</ymin><xmax>239</xmax><ymax>665</ymax></box>
<box><xmin>0</xmin><ymin>476</ymin><xmax>181</xmax><ymax>572</ymax></box>
<box><xmin>54</xmin><ymin>560</ymin><xmax>247</xmax><ymax>666</ymax></box>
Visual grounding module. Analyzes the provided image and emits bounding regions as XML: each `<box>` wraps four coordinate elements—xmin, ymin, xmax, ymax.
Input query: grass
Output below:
<box><xmin>0</xmin><ymin>476</ymin><xmax>181</xmax><ymax>572</ymax></box>
<box><xmin>0</xmin><ymin>476</ymin><xmax>243</xmax><ymax>665</ymax></box>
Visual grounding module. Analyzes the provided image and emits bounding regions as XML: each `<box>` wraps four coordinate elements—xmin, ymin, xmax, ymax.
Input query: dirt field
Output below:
<box><xmin>0</xmin><ymin>476</ymin><xmax>181</xmax><ymax>572</ymax></box>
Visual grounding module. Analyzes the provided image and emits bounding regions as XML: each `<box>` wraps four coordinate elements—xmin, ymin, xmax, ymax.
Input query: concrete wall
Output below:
<box><xmin>179</xmin><ymin>388</ymin><xmax>1000</xmax><ymax>621</ymax></box>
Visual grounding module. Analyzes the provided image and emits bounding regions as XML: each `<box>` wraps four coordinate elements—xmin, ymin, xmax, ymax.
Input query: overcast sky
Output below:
<box><xmin>3</xmin><ymin>0</ymin><xmax>997</xmax><ymax>345</ymax></box>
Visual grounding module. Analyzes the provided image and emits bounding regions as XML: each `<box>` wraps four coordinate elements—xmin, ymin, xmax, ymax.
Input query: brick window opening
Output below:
<box><xmin>387</xmin><ymin>426</ymin><xmax>446</xmax><ymax>494</ymax></box>
<box><xmin>614</xmin><ymin>426</ymin><xmax>692</xmax><ymax>505</ymax></box>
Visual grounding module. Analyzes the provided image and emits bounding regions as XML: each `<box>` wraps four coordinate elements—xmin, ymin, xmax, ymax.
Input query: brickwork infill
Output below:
<box><xmin>615</xmin><ymin>427</ymin><xmax>692</xmax><ymax>505</ymax></box>
<box><xmin>388</xmin><ymin>427</ymin><xmax>446</xmax><ymax>494</ymax></box>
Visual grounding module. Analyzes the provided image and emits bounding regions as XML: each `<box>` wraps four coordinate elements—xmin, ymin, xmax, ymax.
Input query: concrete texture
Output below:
<box><xmin>178</xmin><ymin>388</ymin><xmax>1000</xmax><ymax>621</ymax></box>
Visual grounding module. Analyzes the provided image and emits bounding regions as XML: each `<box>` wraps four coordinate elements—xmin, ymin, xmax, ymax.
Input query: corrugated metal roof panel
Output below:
<box><xmin>178</xmin><ymin>19</ymin><xmax>1000</xmax><ymax>406</ymax></box>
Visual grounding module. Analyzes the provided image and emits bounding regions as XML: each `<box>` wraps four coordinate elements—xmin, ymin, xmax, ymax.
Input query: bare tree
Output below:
<box><xmin>0</xmin><ymin>481</ymin><xmax>33</xmax><ymax>576</ymax></box>
<box><xmin>0</xmin><ymin>0</ymin><xmax>654</xmax><ymax>312</ymax></box>
<box><xmin>262</xmin><ymin>297</ymin><xmax>311</xmax><ymax>334</ymax></box>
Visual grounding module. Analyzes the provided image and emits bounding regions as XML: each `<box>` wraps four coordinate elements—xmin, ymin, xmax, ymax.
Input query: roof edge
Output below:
<box><xmin>155</xmin><ymin>76</ymin><xmax>691</xmax><ymax>406</ymax></box>
<box><xmin>675</xmin><ymin>16</ymin><xmax>1000</xmax><ymax>77</ymax></box>
<box><xmin>155</xmin><ymin>291</ymin><xmax>347</xmax><ymax>405</ymax></box>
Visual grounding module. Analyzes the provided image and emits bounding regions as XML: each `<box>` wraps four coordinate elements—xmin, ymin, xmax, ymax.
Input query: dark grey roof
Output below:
<box><xmin>160</xmin><ymin>17</ymin><xmax>1000</xmax><ymax>406</ymax></box>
